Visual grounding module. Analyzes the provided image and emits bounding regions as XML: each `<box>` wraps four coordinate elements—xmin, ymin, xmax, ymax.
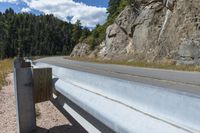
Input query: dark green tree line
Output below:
<box><xmin>0</xmin><ymin>8</ymin><xmax>90</xmax><ymax>59</ymax></box>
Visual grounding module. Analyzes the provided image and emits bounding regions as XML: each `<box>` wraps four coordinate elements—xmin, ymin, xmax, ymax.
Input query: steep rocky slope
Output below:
<box><xmin>71</xmin><ymin>0</ymin><xmax>200</xmax><ymax>65</ymax></box>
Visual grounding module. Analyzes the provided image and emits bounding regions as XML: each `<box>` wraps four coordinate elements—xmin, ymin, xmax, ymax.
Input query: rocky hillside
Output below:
<box><xmin>71</xmin><ymin>0</ymin><xmax>200</xmax><ymax>65</ymax></box>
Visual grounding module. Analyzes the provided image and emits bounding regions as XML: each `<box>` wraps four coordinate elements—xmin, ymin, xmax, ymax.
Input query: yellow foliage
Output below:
<box><xmin>0</xmin><ymin>59</ymin><xmax>13</xmax><ymax>90</ymax></box>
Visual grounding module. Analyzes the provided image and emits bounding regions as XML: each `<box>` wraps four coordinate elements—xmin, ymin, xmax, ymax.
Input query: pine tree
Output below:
<box><xmin>72</xmin><ymin>20</ymin><xmax>82</xmax><ymax>46</ymax></box>
<box><xmin>107</xmin><ymin>0</ymin><xmax>121</xmax><ymax>19</ymax></box>
<box><xmin>0</xmin><ymin>8</ymin><xmax>91</xmax><ymax>59</ymax></box>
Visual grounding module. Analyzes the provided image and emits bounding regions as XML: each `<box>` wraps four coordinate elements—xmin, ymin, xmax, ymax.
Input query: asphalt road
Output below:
<box><xmin>35</xmin><ymin>56</ymin><xmax>200</xmax><ymax>96</ymax></box>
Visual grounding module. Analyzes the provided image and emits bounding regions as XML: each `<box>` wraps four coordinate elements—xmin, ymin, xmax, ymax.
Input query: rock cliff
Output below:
<box><xmin>71</xmin><ymin>0</ymin><xmax>200</xmax><ymax>65</ymax></box>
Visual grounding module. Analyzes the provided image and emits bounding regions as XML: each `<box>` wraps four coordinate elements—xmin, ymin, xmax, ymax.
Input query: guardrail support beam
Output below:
<box><xmin>14</xmin><ymin>58</ymin><xmax>36</xmax><ymax>133</ymax></box>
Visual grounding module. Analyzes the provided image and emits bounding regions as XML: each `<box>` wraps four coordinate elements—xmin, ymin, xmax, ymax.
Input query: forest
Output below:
<box><xmin>0</xmin><ymin>0</ymin><xmax>131</xmax><ymax>59</ymax></box>
<box><xmin>0</xmin><ymin>8</ymin><xmax>91</xmax><ymax>59</ymax></box>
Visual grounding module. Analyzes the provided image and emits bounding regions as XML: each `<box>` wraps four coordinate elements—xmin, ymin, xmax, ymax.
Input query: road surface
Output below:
<box><xmin>35</xmin><ymin>56</ymin><xmax>200</xmax><ymax>96</ymax></box>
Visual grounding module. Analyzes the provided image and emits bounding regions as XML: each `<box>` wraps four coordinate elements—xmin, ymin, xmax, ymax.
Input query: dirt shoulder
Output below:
<box><xmin>0</xmin><ymin>73</ymin><xmax>16</xmax><ymax>133</ymax></box>
<box><xmin>0</xmin><ymin>73</ymin><xmax>84</xmax><ymax>133</ymax></box>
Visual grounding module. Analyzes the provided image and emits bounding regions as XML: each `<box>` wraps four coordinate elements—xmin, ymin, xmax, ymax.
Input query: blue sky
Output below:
<box><xmin>74</xmin><ymin>0</ymin><xmax>108</xmax><ymax>7</ymax></box>
<box><xmin>0</xmin><ymin>0</ymin><xmax>109</xmax><ymax>27</ymax></box>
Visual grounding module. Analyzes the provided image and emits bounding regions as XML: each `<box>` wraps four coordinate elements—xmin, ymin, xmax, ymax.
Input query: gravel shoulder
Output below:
<box><xmin>0</xmin><ymin>73</ymin><xmax>84</xmax><ymax>133</ymax></box>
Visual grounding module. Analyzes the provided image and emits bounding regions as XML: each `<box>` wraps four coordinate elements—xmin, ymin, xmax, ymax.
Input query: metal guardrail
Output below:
<box><xmin>32</xmin><ymin>62</ymin><xmax>200</xmax><ymax>133</ymax></box>
<box><xmin>14</xmin><ymin>59</ymin><xmax>36</xmax><ymax>133</ymax></box>
<box><xmin>14</xmin><ymin>58</ymin><xmax>52</xmax><ymax>133</ymax></box>
<box><xmin>13</xmin><ymin>58</ymin><xmax>200</xmax><ymax>133</ymax></box>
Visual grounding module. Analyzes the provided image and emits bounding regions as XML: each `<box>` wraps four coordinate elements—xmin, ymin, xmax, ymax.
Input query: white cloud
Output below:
<box><xmin>21</xmin><ymin>7</ymin><xmax>31</xmax><ymax>12</ymax></box>
<box><xmin>22</xmin><ymin>0</ymin><xmax>107</xmax><ymax>27</ymax></box>
<box><xmin>0</xmin><ymin>0</ymin><xmax>17</xmax><ymax>3</ymax></box>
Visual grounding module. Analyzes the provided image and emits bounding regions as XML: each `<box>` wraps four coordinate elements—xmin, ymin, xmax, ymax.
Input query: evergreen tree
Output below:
<box><xmin>72</xmin><ymin>20</ymin><xmax>82</xmax><ymax>46</ymax></box>
<box><xmin>0</xmin><ymin>9</ymin><xmax>91</xmax><ymax>59</ymax></box>
<box><xmin>107</xmin><ymin>0</ymin><xmax>121</xmax><ymax>19</ymax></box>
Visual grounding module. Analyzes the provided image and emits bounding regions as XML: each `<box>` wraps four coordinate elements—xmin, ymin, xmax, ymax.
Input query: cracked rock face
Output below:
<box><xmin>99</xmin><ymin>2</ymin><xmax>167</xmax><ymax>61</ymax></box>
<box><xmin>71</xmin><ymin>0</ymin><xmax>200</xmax><ymax>65</ymax></box>
<box><xmin>177</xmin><ymin>39</ymin><xmax>200</xmax><ymax>65</ymax></box>
<box><xmin>70</xmin><ymin>43</ymin><xmax>91</xmax><ymax>57</ymax></box>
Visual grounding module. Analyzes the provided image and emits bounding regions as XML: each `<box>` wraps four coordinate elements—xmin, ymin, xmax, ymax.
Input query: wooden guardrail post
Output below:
<box><xmin>33</xmin><ymin>68</ymin><xmax>52</xmax><ymax>103</ymax></box>
<box><xmin>14</xmin><ymin>58</ymin><xmax>36</xmax><ymax>133</ymax></box>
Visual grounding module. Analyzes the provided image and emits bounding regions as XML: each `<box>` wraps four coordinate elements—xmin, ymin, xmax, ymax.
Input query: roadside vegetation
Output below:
<box><xmin>0</xmin><ymin>59</ymin><xmax>13</xmax><ymax>90</ymax></box>
<box><xmin>82</xmin><ymin>0</ymin><xmax>133</xmax><ymax>50</ymax></box>
<box><xmin>70</xmin><ymin>57</ymin><xmax>200</xmax><ymax>72</ymax></box>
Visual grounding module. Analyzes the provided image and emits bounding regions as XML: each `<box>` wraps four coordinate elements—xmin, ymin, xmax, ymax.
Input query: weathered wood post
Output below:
<box><xmin>33</xmin><ymin>68</ymin><xmax>52</xmax><ymax>103</ymax></box>
<box><xmin>14</xmin><ymin>58</ymin><xmax>52</xmax><ymax>133</ymax></box>
<box><xmin>14</xmin><ymin>58</ymin><xmax>36</xmax><ymax>133</ymax></box>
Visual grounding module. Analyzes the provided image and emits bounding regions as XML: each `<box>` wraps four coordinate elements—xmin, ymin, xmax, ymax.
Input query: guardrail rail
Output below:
<box><xmin>14</xmin><ymin>58</ymin><xmax>200</xmax><ymax>133</ymax></box>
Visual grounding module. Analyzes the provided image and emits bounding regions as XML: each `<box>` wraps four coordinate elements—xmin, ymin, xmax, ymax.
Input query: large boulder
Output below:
<box><xmin>99</xmin><ymin>0</ymin><xmax>200</xmax><ymax>64</ymax></box>
<box><xmin>99</xmin><ymin>2</ymin><xmax>167</xmax><ymax>61</ymax></box>
<box><xmin>71</xmin><ymin>0</ymin><xmax>200</xmax><ymax>65</ymax></box>
<box><xmin>177</xmin><ymin>39</ymin><xmax>200</xmax><ymax>65</ymax></box>
<box><xmin>70</xmin><ymin>43</ymin><xmax>91</xmax><ymax>57</ymax></box>
<box><xmin>155</xmin><ymin>0</ymin><xmax>200</xmax><ymax>64</ymax></box>
<box><xmin>98</xmin><ymin>6</ymin><xmax>137</xmax><ymax>60</ymax></box>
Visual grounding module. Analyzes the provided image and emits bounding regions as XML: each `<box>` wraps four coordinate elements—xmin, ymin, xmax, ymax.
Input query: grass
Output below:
<box><xmin>0</xmin><ymin>59</ymin><xmax>13</xmax><ymax>90</ymax></box>
<box><xmin>0</xmin><ymin>58</ymin><xmax>42</xmax><ymax>118</ymax></box>
<box><xmin>69</xmin><ymin>57</ymin><xmax>200</xmax><ymax>72</ymax></box>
